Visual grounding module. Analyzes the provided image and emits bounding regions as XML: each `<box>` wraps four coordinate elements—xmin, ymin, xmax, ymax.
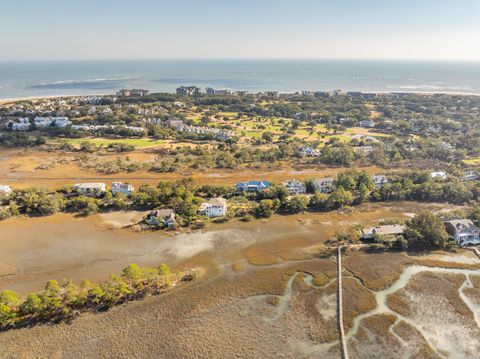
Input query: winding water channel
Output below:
<box><xmin>276</xmin><ymin>264</ymin><xmax>480</xmax><ymax>358</ymax></box>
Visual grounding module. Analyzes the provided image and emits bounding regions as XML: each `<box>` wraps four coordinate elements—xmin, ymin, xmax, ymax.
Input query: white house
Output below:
<box><xmin>73</xmin><ymin>183</ymin><xmax>106</xmax><ymax>197</ymax></box>
<box><xmin>111</xmin><ymin>182</ymin><xmax>134</xmax><ymax>197</ymax></box>
<box><xmin>361</xmin><ymin>225</ymin><xmax>406</xmax><ymax>240</ymax></box>
<box><xmin>52</xmin><ymin>117</ymin><xmax>71</xmax><ymax>127</ymax></box>
<box><xmin>431</xmin><ymin>171</ymin><xmax>447</xmax><ymax>180</ymax></box>
<box><xmin>299</xmin><ymin>147</ymin><xmax>321</xmax><ymax>157</ymax></box>
<box><xmin>371</xmin><ymin>175</ymin><xmax>388</xmax><ymax>188</ymax></box>
<box><xmin>283</xmin><ymin>179</ymin><xmax>306</xmax><ymax>195</ymax></box>
<box><xmin>444</xmin><ymin>219</ymin><xmax>480</xmax><ymax>247</ymax></box>
<box><xmin>313</xmin><ymin>178</ymin><xmax>335</xmax><ymax>193</ymax></box>
<box><xmin>6</xmin><ymin>118</ymin><xmax>31</xmax><ymax>131</ymax></box>
<box><xmin>199</xmin><ymin>197</ymin><xmax>227</xmax><ymax>218</ymax></box>
<box><xmin>0</xmin><ymin>185</ymin><xmax>12</xmax><ymax>196</ymax></box>
<box><xmin>34</xmin><ymin>117</ymin><xmax>54</xmax><ymax>128</ymax></box>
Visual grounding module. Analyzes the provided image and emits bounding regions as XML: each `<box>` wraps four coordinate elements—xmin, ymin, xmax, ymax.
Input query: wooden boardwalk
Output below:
<box><xmin>337</xmin><ymin>247</ymin><xmax>349</xmax><ymax>359</ymax></box>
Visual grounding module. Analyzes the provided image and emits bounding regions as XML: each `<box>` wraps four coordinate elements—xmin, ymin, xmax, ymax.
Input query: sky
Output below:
<box><xmin>1</xmin><ymin>0</ymin><xmax>480</xmax><ymax>61</ymax></box>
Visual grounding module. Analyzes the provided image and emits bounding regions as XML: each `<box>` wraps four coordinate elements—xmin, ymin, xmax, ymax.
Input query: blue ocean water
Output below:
<box><xmin>0</xmin><ymin>59</ymin><xmax>479</xmax><ymax>99</ymax></box>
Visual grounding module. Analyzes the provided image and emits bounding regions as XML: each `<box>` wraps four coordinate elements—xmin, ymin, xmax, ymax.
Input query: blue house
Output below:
<box><xmin>236</xmin><ymin>180</ymin><xmax>270</xmax><ymax>192</ymax></box>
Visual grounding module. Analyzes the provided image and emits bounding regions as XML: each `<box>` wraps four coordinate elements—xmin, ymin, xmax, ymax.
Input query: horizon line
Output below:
<box><xmin>1</xmin><ymin>57</ymin><xmax>480</xmax><ymax>63</ymax></box>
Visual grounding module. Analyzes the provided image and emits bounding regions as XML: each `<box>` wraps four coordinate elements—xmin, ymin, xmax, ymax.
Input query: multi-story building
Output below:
<box><xmin>236</xmin><ymin>181</ymin><xmax>270</xmax><ymax>192</ymax></box>
<box><xmin>371</xmin><ymin>175</ymin><xmax>388</xmax><ymax>188</ymax></box>
<box><xmin>444</xmin><ymin>219</ymin><xmax>480</xmax><ymax>247</ymax></box>
<box><xmin>73</xmin><ymin>183</ymin><xmax>106</xmax><ymax>197</ymax></box>
<box><xmin>313</xmin><ymin>178</ymin><xmax>335</xmax><ymax>193</ymax></box>
<box><xmin>111</xmin><ymin>182</ymin><xmax>135</xmax><ymax>197</ymax></box>
<box><xmin>176</xmin><ymin>86</ymin><xmax>201</xmax><ymax>96</ymax></box>
<box><xmin>283</xmin><ymin>180</ymin><xmax>307</xmax><ymax>195</ymax></box>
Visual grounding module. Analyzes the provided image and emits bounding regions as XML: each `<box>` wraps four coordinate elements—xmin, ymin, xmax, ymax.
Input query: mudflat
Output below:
<box><xmin>1</xmin><ymin>201</ymin><xmax>480</xmax><ymax>358</ymax></box>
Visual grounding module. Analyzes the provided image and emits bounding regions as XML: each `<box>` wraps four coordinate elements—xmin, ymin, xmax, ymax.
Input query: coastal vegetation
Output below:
<box><xmin>0</xmin><ymin>263</ymin><xmax>194</xmax><ymax>331</ymax></box>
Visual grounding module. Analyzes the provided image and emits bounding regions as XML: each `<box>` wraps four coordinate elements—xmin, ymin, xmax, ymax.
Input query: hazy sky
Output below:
<box><xmin>1</xmin><ymin>0</ymin><xmax>480</xmax><ymax>61</ymax></box>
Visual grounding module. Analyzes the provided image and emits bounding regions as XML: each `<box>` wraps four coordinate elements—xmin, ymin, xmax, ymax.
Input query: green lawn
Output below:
<box><xmin>463</xmin><ymin>158</ymin><xmax>480</xmax><ymax>165</ymax></box>
<box><xmin>47</xmin><ymin>137</ymin><xmax>165</xmax><ymax>148</ymax></box>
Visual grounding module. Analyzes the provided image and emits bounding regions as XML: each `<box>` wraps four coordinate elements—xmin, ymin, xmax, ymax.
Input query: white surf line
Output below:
<box><xmin>346</xmin><ymin>265</ymin><xmax>480</xmax><ymax>357</ymax></box>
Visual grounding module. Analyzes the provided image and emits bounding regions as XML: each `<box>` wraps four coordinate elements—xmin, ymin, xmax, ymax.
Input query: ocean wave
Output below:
<box><xmin>152</xmin><ymin>77</ymin><xmax>273</xmax><ymax>87</ymax></box>
<box><xmin>392</xmin><ymin>84</ymin><xmax>473</xmax><ymax>91</ymax></box>
<box><xmin>28</xmin><ymin>77</ymin><xmax>133</xmax><ymax>90</ymax></box>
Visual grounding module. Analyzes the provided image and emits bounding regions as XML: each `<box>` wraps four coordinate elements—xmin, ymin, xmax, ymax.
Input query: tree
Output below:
<box><xmin>326</xmin><ymin>188</ymin><xmax>353</xmax><ymax>209</ymax></box>
<box><xmin>309</xmin><ymin>192</ymin><xmax>329</xmax><ymax>211</ymax></box>
<box><xmin>468</xmin><ymin>205</ymin><xmax>480</xmax><ymax>227</ymax></box>
<box><xmin>334</xmin><ymin>226</ymin><xmax>361</xmax><ymax>244</ymax></box>
<box><xmin>405</xmin><ymin>211</ymin><xmax>449</xmax><ymax>251</ymax></box>
<box><xmin>261</xmin><ymin>131</ymin><xmax>274</xmax><ymax>143</ymax></box>
<box><xmin>284</xmin><ymin>195</ymin><xmax>309</xmax><ymax>214</ymax></box>
<box><xmin>254</xmin><ymin>199</ymin><xmax>276</xmax><ymax>218</ymax></box>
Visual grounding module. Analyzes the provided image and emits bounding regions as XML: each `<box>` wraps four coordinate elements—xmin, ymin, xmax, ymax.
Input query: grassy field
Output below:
<box><xmin>46</xmin><ymin>137</ymin><xmax>165</xmax><ymax>148</ymax></box>
<box><xmin>463</xmin><ymin>157</ymin><xmax>480</xmax><ymax>165</ymax></box>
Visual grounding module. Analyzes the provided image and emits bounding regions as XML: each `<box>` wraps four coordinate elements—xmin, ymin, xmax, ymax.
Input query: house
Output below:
<box><xmin>299</xmin><ymin>146</ymin><xmax>321</xmax><ymax>157</ymax></box>
<box><xmin>199</xmin><ymin>197</ymin><xmax>227</xmax><ymax>218</ymax></box>
<box><xmin>371</xmin><ymin>175</ymin><xmax>388</xmax><ymax>188</ymax></box>
<box><xmin>5</xmin><ymin>118</ymin><xmax>31</xmax><ymax>131</ymax></box>
<box><xmin>73</xmin><ymin>183</ymin><xmax>106</xmax><ymax>197</ymax></box>
<box><xmin>431</xmin><ymin>171</ymin><xmax>447</xmax><ymax>180</ymax></box>
<box><xmin>52</xmin><ymin>117</ymin><xmax>71</xmax><ymax>127</ymax></box>
<box><xmin>236</xmin><ymin>181</ymin><xmax>270</xmax><ymax>192</ymax></box>
<box><xmin>147</xmin><ymin>209</ymin><xmax>176</xmax><ymax>228</ymax></box>
<box><xmin>33</xmin><ymin>117</ymin><xmax>53</xmax><ymax>128</ymax></box>
<box><xmin>463</xmin><ymin>170</ymin><xmax>479</xmax><ymax>182</ymax></box>
<box><xmin>283</xmin><ymin>180</ymin><xmax>307</xmax><ymax>195</ymax></box>
<box><xmin>176</xmin><ymin>86</ymin><xmax>201</xmax><ymax>96</ymax></box>
<box><xmin>0</xmin><ymin>185</ymin><xmax>12</xmax><ymax>196</ymax></box>
<box><xmin>360</xmin><ymin>119</ymin><xmax>375</xmax><ymax>128</ymax></box>
<box><xmin>111</xmin><ymin>182</ymin><xmax>134</xmax><ymax>197</ymax></box>
<box><xmin>313</xmin><ymin>178</ymin><xmax>335</xmax><ymax>193</ymax></box>
<box><xmin>444</xmin><ymin>219</ymin><xmax>480</xmax><ymax>247</ymax></box>
<box><xmin>361</xmin><ymin>225</ymin><xmax>406</xmax><ymax>240</ymax></box>
<box><xmin>167</xmin><ymin>118</ymin><xmax>185</xmax><ymax>128</ymax></box>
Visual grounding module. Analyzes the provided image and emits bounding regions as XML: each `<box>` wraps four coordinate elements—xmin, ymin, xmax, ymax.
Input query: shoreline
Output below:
<box><xmin>1</xmin><ymin>89</ymin><xmax>480</xmax><ymax>104</ymax></box>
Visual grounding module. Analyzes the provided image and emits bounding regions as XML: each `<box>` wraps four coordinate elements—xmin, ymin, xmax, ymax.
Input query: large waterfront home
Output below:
<box><xmin>147</xmin><ymin>209</ymin><xmax>176</xmax><ymax>228</ymax></box>
<box><xmin>236</xmin><ymin>180</ymin><xmax>270</xmax><ymax>192</ymax></box>
<box><xmin>73</xmin><ymin>183</ymin><xmax>106</xmax><ymax>197</ymax></box>
<box><xmin>313</xmin><ymin>178</ymin><xmax>335</xmax><ymax>193</ymax></box>
<box><xmin>283</xmin><ymin>179</ymin><xmax>307</xmax><ymax>195</ymax></box>
<box><xmin>361</xmin><ymin>225</ymin><xmax>406</xmax><ymax>240</ymax></box>
<box><xmin>198</xmin><ymin>197</ymin><xmax>227</xmax><ymax>218</ymax></box>
<box><xmin>444</xmin><ymin>219</ymin><xmax>480</xmax><ymax>247</ymax></box>
<box><xmin>111</xmin><ymin>182</ymin><xmax>135</xmax><ymax>197</ymax></box>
